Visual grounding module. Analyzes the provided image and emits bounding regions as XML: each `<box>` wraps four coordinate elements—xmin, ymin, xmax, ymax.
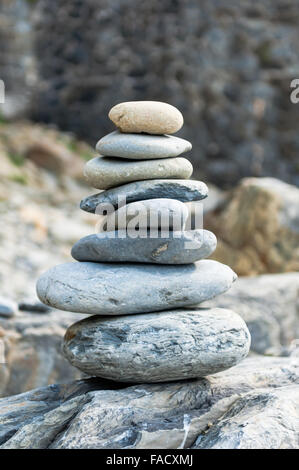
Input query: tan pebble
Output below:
<box><xmin>109</xmin><ymin>101</ymin><xmax>184</xmax><ymax>135</ymax></box>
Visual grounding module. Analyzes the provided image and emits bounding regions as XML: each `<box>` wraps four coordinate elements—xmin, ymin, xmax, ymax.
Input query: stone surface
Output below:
<box><xmin>72</xmin><ymin>229</ymin><xmax>217</xmax><ymax>264</ymax></box>
<box><xmin>36</xmin><ymin>260</ymin><xmax>237</xmax><ymax>315</ymax></box>
<box><xmin>0</xmin><ymin>356</ymin><xmax>298</xmax><ymax>449</ymax></box>
<box><xmin>0</xmin><ymin>297</ymin><xmax>17</xmax><ymax>318</ymax></box>
<box><xmin>84</xmin><ymin>155</ymin><xmax>193</xmax><ymax>190</ymax></box>
<box><xmin>63</xmin><ymin>308</ymin><xmax>250</xmax><ymax>382</ymax></box>
<box><xmin>108</xmin><ymin>101</ymin><xmax>184</xmax><ymax>135</ymax></box>
<box><xmin>206</xmin><ymin>177</ymin><xmax>299</xmax><ymax>275</ymax></box>
<box><xmin>103</xmin><ymin>198</ymin><xmax>189</xmax><ymax>231</ymax></box>
<box><xmin>80</xmin><ymin>179</ymin><xmax>208</xmax><ymax>213</ymax></box>
<box><xmin>193</xmin><ymin>383</ymin><xmax>299</xmax><ymax>449</ymax></box>
<box><xmin>96</xmin><ymin>131</ymin><xmax>191</xmax><ymax>160</ymax></box>
<box><xmin>201</xmin><ymin>271</ymin><xmax>299</xmax><ymax>355</ymax></box>
<box><xmin>0</xmin><ymin>310</ymin><xmax>84</xmax><ymax>398</ymax></box>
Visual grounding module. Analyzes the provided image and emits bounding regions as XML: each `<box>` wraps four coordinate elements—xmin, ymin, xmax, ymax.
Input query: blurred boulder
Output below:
<box><xmin>31</xmin><ymin>0</ymin><xmax>299</xmax><ymax>187</ymax></box>
<box><xmin>0</xmin><ymin>309</ymin><xmax>84</xmax><ymax>397</ymax></box>
<box><xmin>25</xmin><ymin>140</ymin><xmax>84</xmax><ymax>179</ymax></box>
<box><xmin>201</xmin><ymin>271</ymin><xmax>299</xmax><ymax>355</ymax></box>
<box><xmin>205</xmin><ymin>177</ymin><xmax>299</xmax><ymax>275</ymax></box>
<box><xmin>0</xmin><ymin>297</ymin><xmax>17</xmax><ymax>318</ymax></box>
<box><xmin>0</xmin><ymin>356</ymin><xmax>298</xmax><ymax>449</ymax></box>
<box><xmin>0</xmin><ymin>121</ymin><xmax>90</xmax><ymax>182</ymax></box>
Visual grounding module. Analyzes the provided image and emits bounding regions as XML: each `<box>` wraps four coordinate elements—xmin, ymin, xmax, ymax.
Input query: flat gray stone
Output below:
<box><xmin>84</xmin><ymin>156</ymin><xmax>193</xmax><ymax>190</ymax></box>
<box><xmin>63</xmin><ymin>308</ymin><xmax>250</xmax><ymax>383</ymax></box>
<box><xmin>80</xmin><ymin>179</ymin><xmax>208</xmax><ymax>213</ymax></box>
<box><xmin>36</xmin><ymin>260</ymin><xmax>236</xmax><ymax>315</ymax></box>
<box><xmin>96</xmin><ymin>131</ymin><xmax>191</xmax><ymax>159</ymax></box>
<box><xmin>71</xmin><ymin>230</ymin><xmax>217</xmax><ymax>264</ymax></box>
<box><xmin>104</xmin><ymin>198</ymin><xmax>189</xmax><ymax>231</ymax></box>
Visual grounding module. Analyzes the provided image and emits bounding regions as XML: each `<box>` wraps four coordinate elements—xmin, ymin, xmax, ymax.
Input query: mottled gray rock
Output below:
<box><xmin>80</xmin><ymin>179</ymin><xmax>208</xmax><ymax>213</ymax></box>
<box><xmin>63</xmin><ymin>308</ymin><xmax>250</xmax><ymax>382</ymax></box>
<box><xmin>36</xmin><ymin>260</ymin><xmax>236</xmax><ymax>315</ymax></box>
<box><xmin>0</xmin><ymin>310</ymin><xmax>84</xmax><ymax>397</ymax></box>
<box><xmin>72</xmin><ymin>230</ymin><xmax>217</xmax><ymax>264</ymax></box>
<box><xmin>108</xmin><ymin>101</ymin><xmax>184</xmax><ymax>135</ymax></box>
<box><xmin>0</xmin><ymin>297</ymin><xmax>17</xmax><ymax>318</ymax></box>
<box><xmin>1</xmin><ymin>356</ymin><xmax>298</xmax><ymax>449</ymax></box>
<box><xmin>201</xmin><ymin>271</ymin><xmax>299</xmax><ymax>355</ymax></box>
<box><xmin>104</xmin><ymin>198</ymin><xmax>189</xmax><ymax>231</ymax></box>
<box><xmin>193</xmin><ymin>384</ymin><xmax>299</xmax><ymax>449</ymax></box>
<box><xmin>84</xmin><ymin>156</ymin><xmax>193</xmax><ymax>190</ymax></box>
<box><xmin>96</xmin><ymin>131</ymin><xmax>191</xmax><ymax>159</ymax></box>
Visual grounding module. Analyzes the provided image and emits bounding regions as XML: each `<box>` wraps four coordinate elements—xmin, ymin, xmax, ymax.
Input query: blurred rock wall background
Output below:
<box><xmin>1</xmin><ymin>0</ymin><xmax>299</xmax><ymax>187</ymax></box>
<box><xmin>0</xmin><ymin>0</ymin><xmax>36</xmax><ymax>119</ymax></box>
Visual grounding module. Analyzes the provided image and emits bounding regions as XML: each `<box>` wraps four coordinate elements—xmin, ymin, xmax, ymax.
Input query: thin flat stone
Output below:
<box><xmin>71</xmin><ymin>230</ymin><xmax>217</xmax><ymax>264</ymax></box>
<box><xmin>36</xmin><ymin>260</ymin><xmax>237</xmax><ymax>315</ymax></box>
<box><xmin>84</xmin><ymin>156</ymin><xmax>193</xmax><ymax>190</ymax></box>
<box><xmin>62</xmin><ymin>308</ymin><xmax>251</xmax><ymax>382</ymax></box>
<box><xmin>96</xmin><ymin>131</ymin><xmax>191</xmax><ymax>159</ymax></box>
<box><xmin>80</xmin><ymin>179</ymin><xmax>208</xmax><ymax>213</ymax></box>
<box><xmin>108</xmin><ymin>101</ymin><xmax>184</xmax><ymax>134</ymax></box>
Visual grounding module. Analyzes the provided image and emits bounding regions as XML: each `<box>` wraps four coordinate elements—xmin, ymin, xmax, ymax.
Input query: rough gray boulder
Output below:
<box><xmin>0</xmin><ymin>356</ymin><xmax>298</xmax><ymax>449</ymax></box>
<box><xmin>202</xmin><ymin>271</ymin><xmax>299</xmax><ymax>355</ymax></box>
<box><xmin>63</xmin><ymin>308</ymin><xmax>250</xmax><ymax>382</ymax></box>
<box><xmin>36</xmin><ymin>260</ymin><xmax>237</xmax><ymax>315</ymax></box>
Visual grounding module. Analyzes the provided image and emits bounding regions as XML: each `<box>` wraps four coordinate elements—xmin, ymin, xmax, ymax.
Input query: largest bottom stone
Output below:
<box><xmin>63</xmin><ymin>308</ymin><xmax>251</xmax><ymax>383</ymax></box>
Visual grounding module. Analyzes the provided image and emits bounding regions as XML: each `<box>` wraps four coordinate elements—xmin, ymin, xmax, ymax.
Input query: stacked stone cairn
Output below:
<box><xmin>37</xmin><ymin>101</ymin><xmax>251</xmax><ymax>383</ymax></box>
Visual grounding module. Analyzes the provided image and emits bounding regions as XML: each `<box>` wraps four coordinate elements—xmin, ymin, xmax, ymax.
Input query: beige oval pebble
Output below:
<box><xmin>109</xmin><ymin>101</ymin><xmax>184</xmax><ymax>135</ymax></box>
<box><xmin>84</xmin><ymin>156</ymin><xmax>193</xmax><ymax>190</ymax></box>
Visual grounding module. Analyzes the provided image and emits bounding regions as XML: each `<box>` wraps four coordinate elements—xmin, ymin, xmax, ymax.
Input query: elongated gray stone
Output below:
<box><xmin>36</xmin><ymin>260</ymin><xmax>236</xmax><ymax>315</ymax></box>
<box><xmin>84</xmin><ymin>156</ymin><xmax>193</xmax><ymax>190</ymax></box>
<box><xmin>72</xmin><ymin>230</ymin><xmax>217</xmax><ymax>264</ymax></box>
<box><xmin>71</xmin><ymin>230</ymin><xmax>217</xmax><ymax>264</ymax></box>
<box><xmin>80</xmin><ymin>179</ymin><xmax>208</xmax><ymax>213</ymax></box>
<box><xmin>96</xmin><ymin>131</ymin><xmax>191</xmax><ymax>159</ymax></box>
<box><xmin>62</xmin><ymin>308</ymin><xmax>250</xmax><ymax>382</ymax></box>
